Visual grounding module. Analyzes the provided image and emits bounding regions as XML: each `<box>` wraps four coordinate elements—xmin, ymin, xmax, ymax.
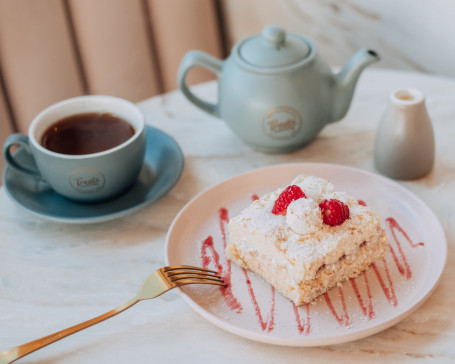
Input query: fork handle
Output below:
<box><xmin>0</xmin><ymin>297</ymin><xmax>139</xmax><ymax>364</ymax></box>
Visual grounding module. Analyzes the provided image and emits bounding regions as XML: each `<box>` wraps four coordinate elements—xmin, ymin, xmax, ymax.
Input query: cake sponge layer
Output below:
<box><xmin>226</xmin><ymin>231</ymin><xmax>388</xmax><ymax>305</ymax></box>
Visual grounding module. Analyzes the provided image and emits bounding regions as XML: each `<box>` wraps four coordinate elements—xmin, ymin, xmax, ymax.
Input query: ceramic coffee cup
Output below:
<box><xmin>3</xmin><ymin>95</ymin><xmax>146</xmax><ymax>202</ymax></box>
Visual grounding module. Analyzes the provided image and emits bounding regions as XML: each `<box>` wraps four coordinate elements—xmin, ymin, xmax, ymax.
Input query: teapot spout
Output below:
<box><xmin>330</xmin><ymin>49</ymin><xmax>380</xmax><ymax>123</ymax></box>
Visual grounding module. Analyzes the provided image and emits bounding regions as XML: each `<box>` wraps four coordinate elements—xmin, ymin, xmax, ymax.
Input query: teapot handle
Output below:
<box><xmin>178</xmin><ymin>50</ymin><xmax>223</xmax><ymax>117</ymax></box>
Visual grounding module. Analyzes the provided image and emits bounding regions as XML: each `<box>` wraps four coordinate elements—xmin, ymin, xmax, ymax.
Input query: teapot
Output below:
<box><xmin>178</xmin><ymin>25</ymin><xmax>380</xmax><ymax>153</ymax></box>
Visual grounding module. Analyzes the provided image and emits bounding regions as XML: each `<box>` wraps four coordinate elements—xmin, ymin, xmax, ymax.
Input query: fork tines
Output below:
<box><xmin>164</xmin><ymin>265</ymin><xmax>225</xmax><ymax>286</ymax></box>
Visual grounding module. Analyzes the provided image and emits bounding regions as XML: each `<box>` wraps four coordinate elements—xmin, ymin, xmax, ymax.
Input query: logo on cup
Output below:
<box><xmin>262</xmin><ymin>106</ymin><xmax>302</xmax><ymax>139</ymax></box>
<box><xmin>70</xmin><ymin>168</ymin><xmax>105</xmax><ymax>194</ymax></box>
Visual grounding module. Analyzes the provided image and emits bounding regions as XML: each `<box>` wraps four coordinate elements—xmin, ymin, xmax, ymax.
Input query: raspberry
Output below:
<box><xmin>319</xmin><ymin>199</ymin><xmax>350</xmax><ymax>226</ymax></box>
<box><xmin>271</xmin><ymin>185</ymin><xmax>306</xmax><ymax>215</ymax></box>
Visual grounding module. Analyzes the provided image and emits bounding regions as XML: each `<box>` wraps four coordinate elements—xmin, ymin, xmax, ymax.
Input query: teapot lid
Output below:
<box><xmin>238</xmin><ymin>25</ymin><xmax>311</xmax><ymax>68</ymax></box>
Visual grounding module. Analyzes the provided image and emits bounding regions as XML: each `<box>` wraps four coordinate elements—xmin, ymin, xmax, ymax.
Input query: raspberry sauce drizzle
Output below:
<box><xmin>292</xmin><ymin>303</ymin><xmax>311</xmax><ymax>335</ymax></box>
<box><xmin>372</xmin><ymin>258</ymin><xmax>398</xmax><ymax>307</ymax></box>
<box><xmin>350</xmin><ymin>272</ymin><xmax>375</xmax><ymax>319</ymax></box>
<box><xmin>201</xmin><ymin>236</ymin><xmax>243</xmax><ymax>312</ymax></box>
<box><xmin>243</xmin><ymin>269</ymin><xmax>276</xmax><ymax>332</ymax></box>
<box><xmin>219</xmin><ymin>208</ymin><xmax>229</xmax><ymax>248</ymax></box>
<box><xmin>201</xmin><ymin>207</ymin><xmax>243</xmax><ymax>312</ymax></box>
<box><xmin>324</xmin><ymin>286</ymin><xmax>351</xmax><ymax>326</ymax></box>
<box><xmin>386</xmin><ymin>217</ymin><xmax>424</xmax><ymax>280</ymax></box>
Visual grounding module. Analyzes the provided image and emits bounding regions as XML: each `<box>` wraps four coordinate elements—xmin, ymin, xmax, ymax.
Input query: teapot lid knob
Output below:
<box><xmin>262</xmin><ymin>25</ymin><xmax>286</xmax><ymax>48</ymax></box>
<box><xmin>236</xmin><ymin>25</ymin><xmax>311</xmax><ymax>68</ymax></box>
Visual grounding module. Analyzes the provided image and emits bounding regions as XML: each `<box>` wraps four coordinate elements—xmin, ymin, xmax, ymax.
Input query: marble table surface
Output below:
<box><xmin>1</xmin><ymin>69</ymin><xmax>454</xmax><ymax>363</ymax></box>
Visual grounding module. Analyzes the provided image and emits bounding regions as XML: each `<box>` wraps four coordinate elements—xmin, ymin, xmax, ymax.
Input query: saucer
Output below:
<box><xmin>2</xmin><ymin>126</ymin><xmax>184</xmax><ymax>224</ymax></box>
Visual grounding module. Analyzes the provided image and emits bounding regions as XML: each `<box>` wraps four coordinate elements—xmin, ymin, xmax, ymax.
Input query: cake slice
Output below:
<box><xmin>225</xmin><ymin>174</ymin><xmax>389</xmax><ymax>305</ymax></box>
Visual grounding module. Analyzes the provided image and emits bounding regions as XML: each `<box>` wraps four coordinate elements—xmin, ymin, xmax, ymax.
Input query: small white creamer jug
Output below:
<box><xmin>374</xmin><ymin>88</ymin><xmax>435</xmax><ymax>180</ymax></box>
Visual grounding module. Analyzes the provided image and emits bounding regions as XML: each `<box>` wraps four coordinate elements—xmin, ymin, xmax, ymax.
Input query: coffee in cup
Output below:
<box><xmin>3</xmin><ymin>95</ymin><xmax>146</xmax><ymax>202</ymax></box>
<box><xmin>41</xmin><ymin>112</ymin><xmax>136</xmax><ymax>155</ymax></box>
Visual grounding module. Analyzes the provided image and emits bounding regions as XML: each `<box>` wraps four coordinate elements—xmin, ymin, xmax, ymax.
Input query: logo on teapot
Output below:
<box><xmin>262</xmin><ymin>106</ymin><xmax>302</xmax><ymax>139</ymax></box>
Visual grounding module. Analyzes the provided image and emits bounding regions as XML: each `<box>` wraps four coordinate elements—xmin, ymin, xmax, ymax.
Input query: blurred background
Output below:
<box><xmin>1</xmin><ymin>0</ymin><xmax>454</xmax><ymax>172</ymax></box>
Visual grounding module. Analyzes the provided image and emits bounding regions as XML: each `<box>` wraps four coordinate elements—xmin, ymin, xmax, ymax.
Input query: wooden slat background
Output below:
<box><xmin>146</xmin><ymin>0</ymin><xmax>224</xmax><ymax>91</ymax></box>
<box><xmin>0</xmin><ymin>84</ymin><xmax>14</xmax><ymax>154</ymax></box>
<box><xmin>0</xmin><ymin>0</ymin><xmax>224</xmax><ymax>175</ymax></box>
<box><xmin>0</xmin><ymin>0</ymin><xmax>85</xmax><ymax>132</ymax></box>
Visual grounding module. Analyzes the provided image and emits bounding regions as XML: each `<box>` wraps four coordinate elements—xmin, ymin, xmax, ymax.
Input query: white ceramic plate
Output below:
<box><xmin>165</xmin><ymin>163</ymin><xmax>446</xmax><ymax>346</ymax></box>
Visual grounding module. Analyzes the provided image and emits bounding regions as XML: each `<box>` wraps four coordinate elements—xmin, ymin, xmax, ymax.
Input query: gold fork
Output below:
<box><xmin>0</xmin><ymin>265</ymin><xmax>224</xmax><ymax>364</ymax></box>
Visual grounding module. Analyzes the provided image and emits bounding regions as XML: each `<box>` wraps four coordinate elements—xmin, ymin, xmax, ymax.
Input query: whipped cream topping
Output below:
<box><xmin>291</xmin><ymin>175</ymin><xmax>335</xmax><ymax>200</ymax></box>
<box><xmin>286</xmin><ymin>197</ymin><xmax>323</xmax><ymax>235</ymax></box>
